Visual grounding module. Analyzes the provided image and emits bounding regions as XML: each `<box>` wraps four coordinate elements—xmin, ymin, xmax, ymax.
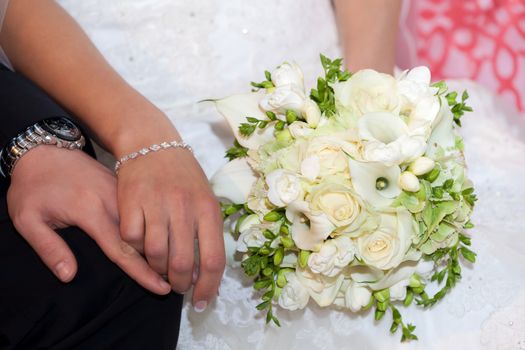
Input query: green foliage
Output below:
<box><xmin>225</xmin><ymin>139</ymin><xmax>249</xmax><ymax>160</ymax></box>
<box><xmin>251</xmin><ymin>70</ymin><xmax>274</xmax><ymax>90</ymax></box>
<box><xmin>446</xmin><ymin>90</ymin><xmax>473</xmax><ymax>127</ymax></box>
<box><xmin>310</xmin><ymin>54</ymin><xmax>351</xmax><ymax>116</ymax></box>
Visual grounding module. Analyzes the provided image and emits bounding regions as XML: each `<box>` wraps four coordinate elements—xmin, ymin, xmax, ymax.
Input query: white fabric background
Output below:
<box><xmin>10</xmin><ymin>0</ymin><xmax>525</xmax><ymax>348</ymax></box>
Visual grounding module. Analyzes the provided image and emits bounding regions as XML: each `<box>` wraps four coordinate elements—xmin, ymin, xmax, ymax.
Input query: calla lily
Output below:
<box><xmin>426</xmin><ymin>101</ymin><xmax>456</xmax><ymax>157</ymax></box>
<box><xmin>285</xmin><ymin>200</ymin><xmax>335</xmax><ymax>251</ymax></box>
<box><xmin>211</xmin><ymin>157</ymin><xmax>257</xmax><ymax>204</ymax></box>
<box><xmin>348</xmin><ymin>158</ymin><xmax>401</xmax><ymax>209</ymax></box>
<box><xmin>358</xmin><ymin>112</ymin><xmax>427</xmax><ymax>166</ymax></box>
<box><xmin>215</xmin><ymin>93</ymin><xmax>275</xmax><ymax>149</ymax></box>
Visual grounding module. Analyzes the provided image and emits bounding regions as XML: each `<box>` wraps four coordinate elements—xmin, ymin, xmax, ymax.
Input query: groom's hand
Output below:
<box><xmin>7</xmin><ymin>146</ymin><xmax>172</xmax><ymax>295</ymax></box>
<box><xmin>116</xmin><ymin>146</ymin><xmax>225</xmax><ymax>311</ymax></box>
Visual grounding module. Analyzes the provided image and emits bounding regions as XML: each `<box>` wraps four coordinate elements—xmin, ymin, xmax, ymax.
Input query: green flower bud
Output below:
<box><xmin>264</xmin><ymin>211</ymin><xmax>283</xmax><ymax>222</ymax></box>
<box><xmin>298</xmin><ymin>250</ymin><xmax>311</xmax><ymax>268</ymax></box>
<box><xmin>280</xmin><ymin>236</ymin><xmax>294</xmax><ymax>249</ymax></box>
<box><xmin>286</xmin><ymin>110</ymin><xmax>298</xmax><ymax>124</ymax></box>
<box><xmin>425</xmin><ymin>168</ymin><xmax>441</xmax><ymax>183</ymax></box>
<box><xmin>408</xmin><ymin>274</ymin><xmax>423</xmax><ymax>289</ymax></box>
<box><xmin>273</xmin><ymin>247</ymin><xmax>284</xmax><ymax>266</ymax></box>
<box><xmin>262</xmin><ymin>267</ymin><xmax>273</xmax><ymax>276</ymax></box>
<box><xmin>374</xmin><ymin>289</ymin><xmax>390</xmax><ymax>303</ymax></box>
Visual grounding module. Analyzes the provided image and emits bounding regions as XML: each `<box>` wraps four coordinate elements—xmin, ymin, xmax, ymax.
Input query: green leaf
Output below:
<box><xmin>256</xmin><ymin>300</ymin><xmax>270</xmax><ymax>310</ymax></box>
<box><xmin>460</xmin><ymin>246</ymin><xmax>477</xmax><ymax>263</ymax></box>
<box><xmin>239</xmin><ymin>123</ymin><xmax>257</xmax><ymax>137</ymax></box>
<box><xmin>225</xmin><ymin>140</ymin><xmax>249</xmax><ymax>161</ymax></box>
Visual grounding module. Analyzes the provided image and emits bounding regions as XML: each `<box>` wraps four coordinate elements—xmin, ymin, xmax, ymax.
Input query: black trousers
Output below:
<box><xmin>0</xmin><ymin>66</ymin><xmax>183</xmax><ymax>349</ymax></box>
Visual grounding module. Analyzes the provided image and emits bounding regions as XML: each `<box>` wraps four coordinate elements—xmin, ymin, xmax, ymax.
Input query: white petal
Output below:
<box><xmin>406</xmin><ymin>66</ymin><xmax>431</xmax><ymax>85</ymax></box>
<box><xmin>211</xmin><ymin>158</ymin><xmax>257</xmax><ymax>204</ymax></box>
<box><xmin>300</xmin><ymin>155</ymin><xmax>320</xmax><ymax>181</ymax></box>
<box><xmin>358</xmin><ymin>112</ymin><xmax>409</xmax><ymax>144</ymax></box>
<box><xmin>286</xmin><ymin>201</ymin><xmax>335</xmax><ymax>251</ymax></box>
<box><xmin>348</xmin><ymin>158</ymin><xmax>401</xmax><ymax>209</ymax></box>
<box><xmin>215</xmin><ymin>93</ymin><xmax>275</xmax><ymax>149</ymax></box>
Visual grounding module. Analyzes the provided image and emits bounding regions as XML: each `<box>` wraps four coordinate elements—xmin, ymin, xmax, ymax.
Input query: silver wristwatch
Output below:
<box><xmin>0</xmin><ymin>117</ymin><xmax>85</xmax><ymax>177</ymax></box>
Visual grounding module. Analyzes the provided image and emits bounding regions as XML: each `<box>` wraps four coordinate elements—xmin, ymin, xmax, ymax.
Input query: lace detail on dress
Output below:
<box><xmin>481</xmin><ymin>294</ymin><xmax>525</xmax><ymax>350</ymax></box>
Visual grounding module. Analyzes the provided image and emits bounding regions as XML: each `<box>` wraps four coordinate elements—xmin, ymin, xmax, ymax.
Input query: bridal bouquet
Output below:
<box><xmin>210</xmin><ymin>55</ymin><xmax>476</xmax><ymax>341</ymax></box>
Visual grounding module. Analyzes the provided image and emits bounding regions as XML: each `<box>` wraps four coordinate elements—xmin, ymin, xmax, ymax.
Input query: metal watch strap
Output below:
<box><xmin>0</xmin><ymin>118</ymin><xmax>85</xmax><ymax>177</ymax></box>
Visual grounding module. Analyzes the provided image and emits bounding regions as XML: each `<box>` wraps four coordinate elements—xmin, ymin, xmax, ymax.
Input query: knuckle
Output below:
<box><xmin>11</xmin><ymin>208</ymin><xmax>36</xmax><ymax>232</ymax></box>
<box><xmin>169</xmin><ymin>257</ymin><xmax>193</xmax><ymax>274</ymax></box>
<box><xmin>198</xmin><ymin>194</ymin><xmax>221</xmax><ymax>216</ymax></box>
<box><xmin>144</xmin><ymin>242</ymin><xmax>165</xmax><ymax>260</ymax></box>
<box><xmin>201</xmin><ymin>254</ymin><xmax>226</xmax><ymax>274</ymax></box>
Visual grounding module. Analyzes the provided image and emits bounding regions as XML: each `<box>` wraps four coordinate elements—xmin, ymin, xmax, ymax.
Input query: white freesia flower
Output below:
<box><xmin>289</xmin><ymin>121</ymin><xmax>314</xmax><ymax>139</ymax></box>
<box><xmin>398</xmin><ymin>171</ymin><xmax>421</xmax><ymax>192</ymax></box>
<box><xmin>357</xmin><ymin>112</ymin><xmax>427</xmax><ymax>166</ymax></box>
<box><xmin>286</xmin><ymin>200</ymin><xmax>335</xmax><ymax>251</ymax></box>
<box><xmin>333</xmin><ymin>69</ymin><xmax>400</xmax><ymax>118</ymax></box>
<box><xmin>236</xmin><ymin>214</ymin><xmax>263</xmax><ymax>252</ymax></box>
<box><xmin>278</xmin><ymin>271</ymin><xmax>310</xmax><ymax>311</ymax></box>
<box><xmin>296</xmin><ymin>267</ymin><xmax>345</xmax><ymax>307</ymax></box>
<box><xmin>265</xmin><ymin>169</ymin><xmax>302</xmax><ymax>207</ymax></box>
<box><xmin>345</xmin><ymin>281</ymin><xmax>372</xmax><ymax>312</ymax></box>
<box><xmin>308</xmin><ymin>236</ymin><xmax>357</xmax><ymax>277</ymax></box>
<box><xmin>348</xmin><ymin>158</ymin><xmax>401</xmax><ymax>209</ymax></box>
<box><xmin>302</xmin><ymin>99</ymin><xmax>321</xmax><ymax>127</ymax></box>
<box><xmin>271</xmin><ymin>62</ymin><xmax>304</xmax><ymax>88</ymax></box>
<box><xmin>259</xmin><ymin>84</ymin><xmax>306</xmax><ymax>115</ymax></box>
<box><xmin>389</xmin><ymin>279</ymin><xmax>409</xmax><ymax>301</ymax></box>
<box><xmin>398</xmin><ymin>66</ymin><xmax>440</xmax><ymax>134</ymax></box>
<box><xmin>246</xmin><ymin>178</ymin><xmax>272</xmax><ymax>216</ymax></box>
<box><xmin>211</xmin><ymin>158</ymin><xmax>257</xmax><ymax>204</ymax></box>
<box><xmin>215</xmin><ymin>93</ymin><xmax>275</xmax><ymax>149</ymax></box>
<box><xmin>308</xmin><ymin>181</ymin><xmax>367</xmax><ymax>232</ymax></box>
<box><xmin>357</xmin><ymin>210</ymin><xmax>415</xmax><ymax>270</ymax></box>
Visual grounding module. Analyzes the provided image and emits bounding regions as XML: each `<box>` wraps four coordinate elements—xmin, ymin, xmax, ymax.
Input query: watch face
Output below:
<box><xmin>41</xmin><ymin>117</ymin><xmax>81</xmax><ymax>142</ymax></box>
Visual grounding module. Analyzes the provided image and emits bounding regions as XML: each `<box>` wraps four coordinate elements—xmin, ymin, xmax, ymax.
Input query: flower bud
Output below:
<box><xmin>302</xmin><ymin>99</ymin><xmax>321</xmax><ymax>128</ymax></box>
<box><xmin>271</xmin><ymin>62</ymin><xmax>304</xmax><ymax>88</ymax></box>
<box><xmin>409</xmin><ymin>157</ymin><xmax>436</xmax><ymax>176</ymax></box>
<box><xmin>398</xmin><ymin>171</ymin><xmax>421</xmax><ymax>192</ymax></box>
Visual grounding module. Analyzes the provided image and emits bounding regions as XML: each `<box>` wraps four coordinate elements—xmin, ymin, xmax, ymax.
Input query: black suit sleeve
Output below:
<box><xmin>0</xmin><ymin>64</ymin><xmax>94</xmax><ymax>156</ymax></box>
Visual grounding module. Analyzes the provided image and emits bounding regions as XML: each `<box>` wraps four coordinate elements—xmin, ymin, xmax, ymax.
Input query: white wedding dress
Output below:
<box><xmin>55</xmin><ymin>1</ymin><xmax>525</xmax><ymax>349</ymax></box>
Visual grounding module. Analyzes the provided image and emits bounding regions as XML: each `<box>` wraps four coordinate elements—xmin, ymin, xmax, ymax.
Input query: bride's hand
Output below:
<box><xmin>117</xmin><ymin>144</ymin><xmax>225</xmax><ymax>311</ymax></box>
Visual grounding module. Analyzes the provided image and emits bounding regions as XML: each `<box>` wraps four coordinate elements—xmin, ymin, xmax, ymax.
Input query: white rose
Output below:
<box><xmin>265</xmin><ymin>169</ymin><xmax>302</xmax><ymax>207</ymax></box>
<box><xmin>308</xmin><ymin>181</ymin><xmax>367</xmax><ymax>232</ymax></box>
<box><xmin>278</xmin><ymin>272</ymin><xmax>310</xmax><ymax>310</ymax></box>
<box><xmin>271</xmin><ymin>62</ymin><xmax>304</xmax><ymax>88</ymax></box>
<box><xmin>301</xmin><ymin>137</ymin><xmax>356</xmax><ymax>180</ymax></box>
<box><xmin>357</xmin><ymin>209</ymin><xmax>415</xmax><ymax>270</ymax></box>
<box><xmin>333</xmin><ymin>69</ymin><xmax>400</xmax><ymax>118</ymax></box>
<box><xmin>259</xmin><ymin>84</ymin><xmax>306</xmax><ymax>115</ymax></box>
<box><xmin>345</xmin><ymin>281</ymin><xmax>372</xmax><ymax>312</ymax></box>
<box><xmin>308</xmin><ymin>236</ymin><xmax>357</xmax><ymax>277</ymax></box>
<box><xmin>357</xmin><ymin>112</ymin><xmax>427</xmax><ymax>166</ymax></box>
<box><xmin>285</xmin><ymin>200</ymin><xmax>335</xmax><ymax>251</ymax></box>
<box><xmin>296</xmin><ymin>267</ymin><xmax>345</xmax><ymax>307</ymax></box>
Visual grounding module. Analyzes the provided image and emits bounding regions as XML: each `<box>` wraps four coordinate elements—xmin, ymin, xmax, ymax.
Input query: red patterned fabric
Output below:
<box><xmin>398</xmin><ymin>0</ymin><xmax>525</xmax><ymax>113</ymax></box>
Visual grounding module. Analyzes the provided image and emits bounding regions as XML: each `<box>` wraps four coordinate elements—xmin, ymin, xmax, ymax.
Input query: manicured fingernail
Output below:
<box><xmin>194</xmin><ymin>300</ymin><xmax>207</xmax><ymax>313</ymax></box>
<box><xmin>55</xmin><ymin>261</ymin><xmax>71</xmax><ymax>281</ymax></box>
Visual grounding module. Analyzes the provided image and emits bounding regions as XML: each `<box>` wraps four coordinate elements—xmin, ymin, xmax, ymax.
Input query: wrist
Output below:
<box><xmin>103</xmin><ymin>110</ymin><xmax>182</xmax><ymax>159</ymax></box>
<box><xmin>11</xmin><ymin>145</ymin><xmax>82</xmax><ymax>179</ymax></box>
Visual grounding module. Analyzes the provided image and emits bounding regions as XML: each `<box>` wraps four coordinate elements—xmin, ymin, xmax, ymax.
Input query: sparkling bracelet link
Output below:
<box><xmin>114</xmin><ymin>140</ymin><xmax>192</xmax><ymax>174</ymax></box>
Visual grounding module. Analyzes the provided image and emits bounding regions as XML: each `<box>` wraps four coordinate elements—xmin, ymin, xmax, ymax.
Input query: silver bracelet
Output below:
<box><xmin>114</xmin><ymin>140</ymin><xmax>193</xmax><ymax>174</ymax></box>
